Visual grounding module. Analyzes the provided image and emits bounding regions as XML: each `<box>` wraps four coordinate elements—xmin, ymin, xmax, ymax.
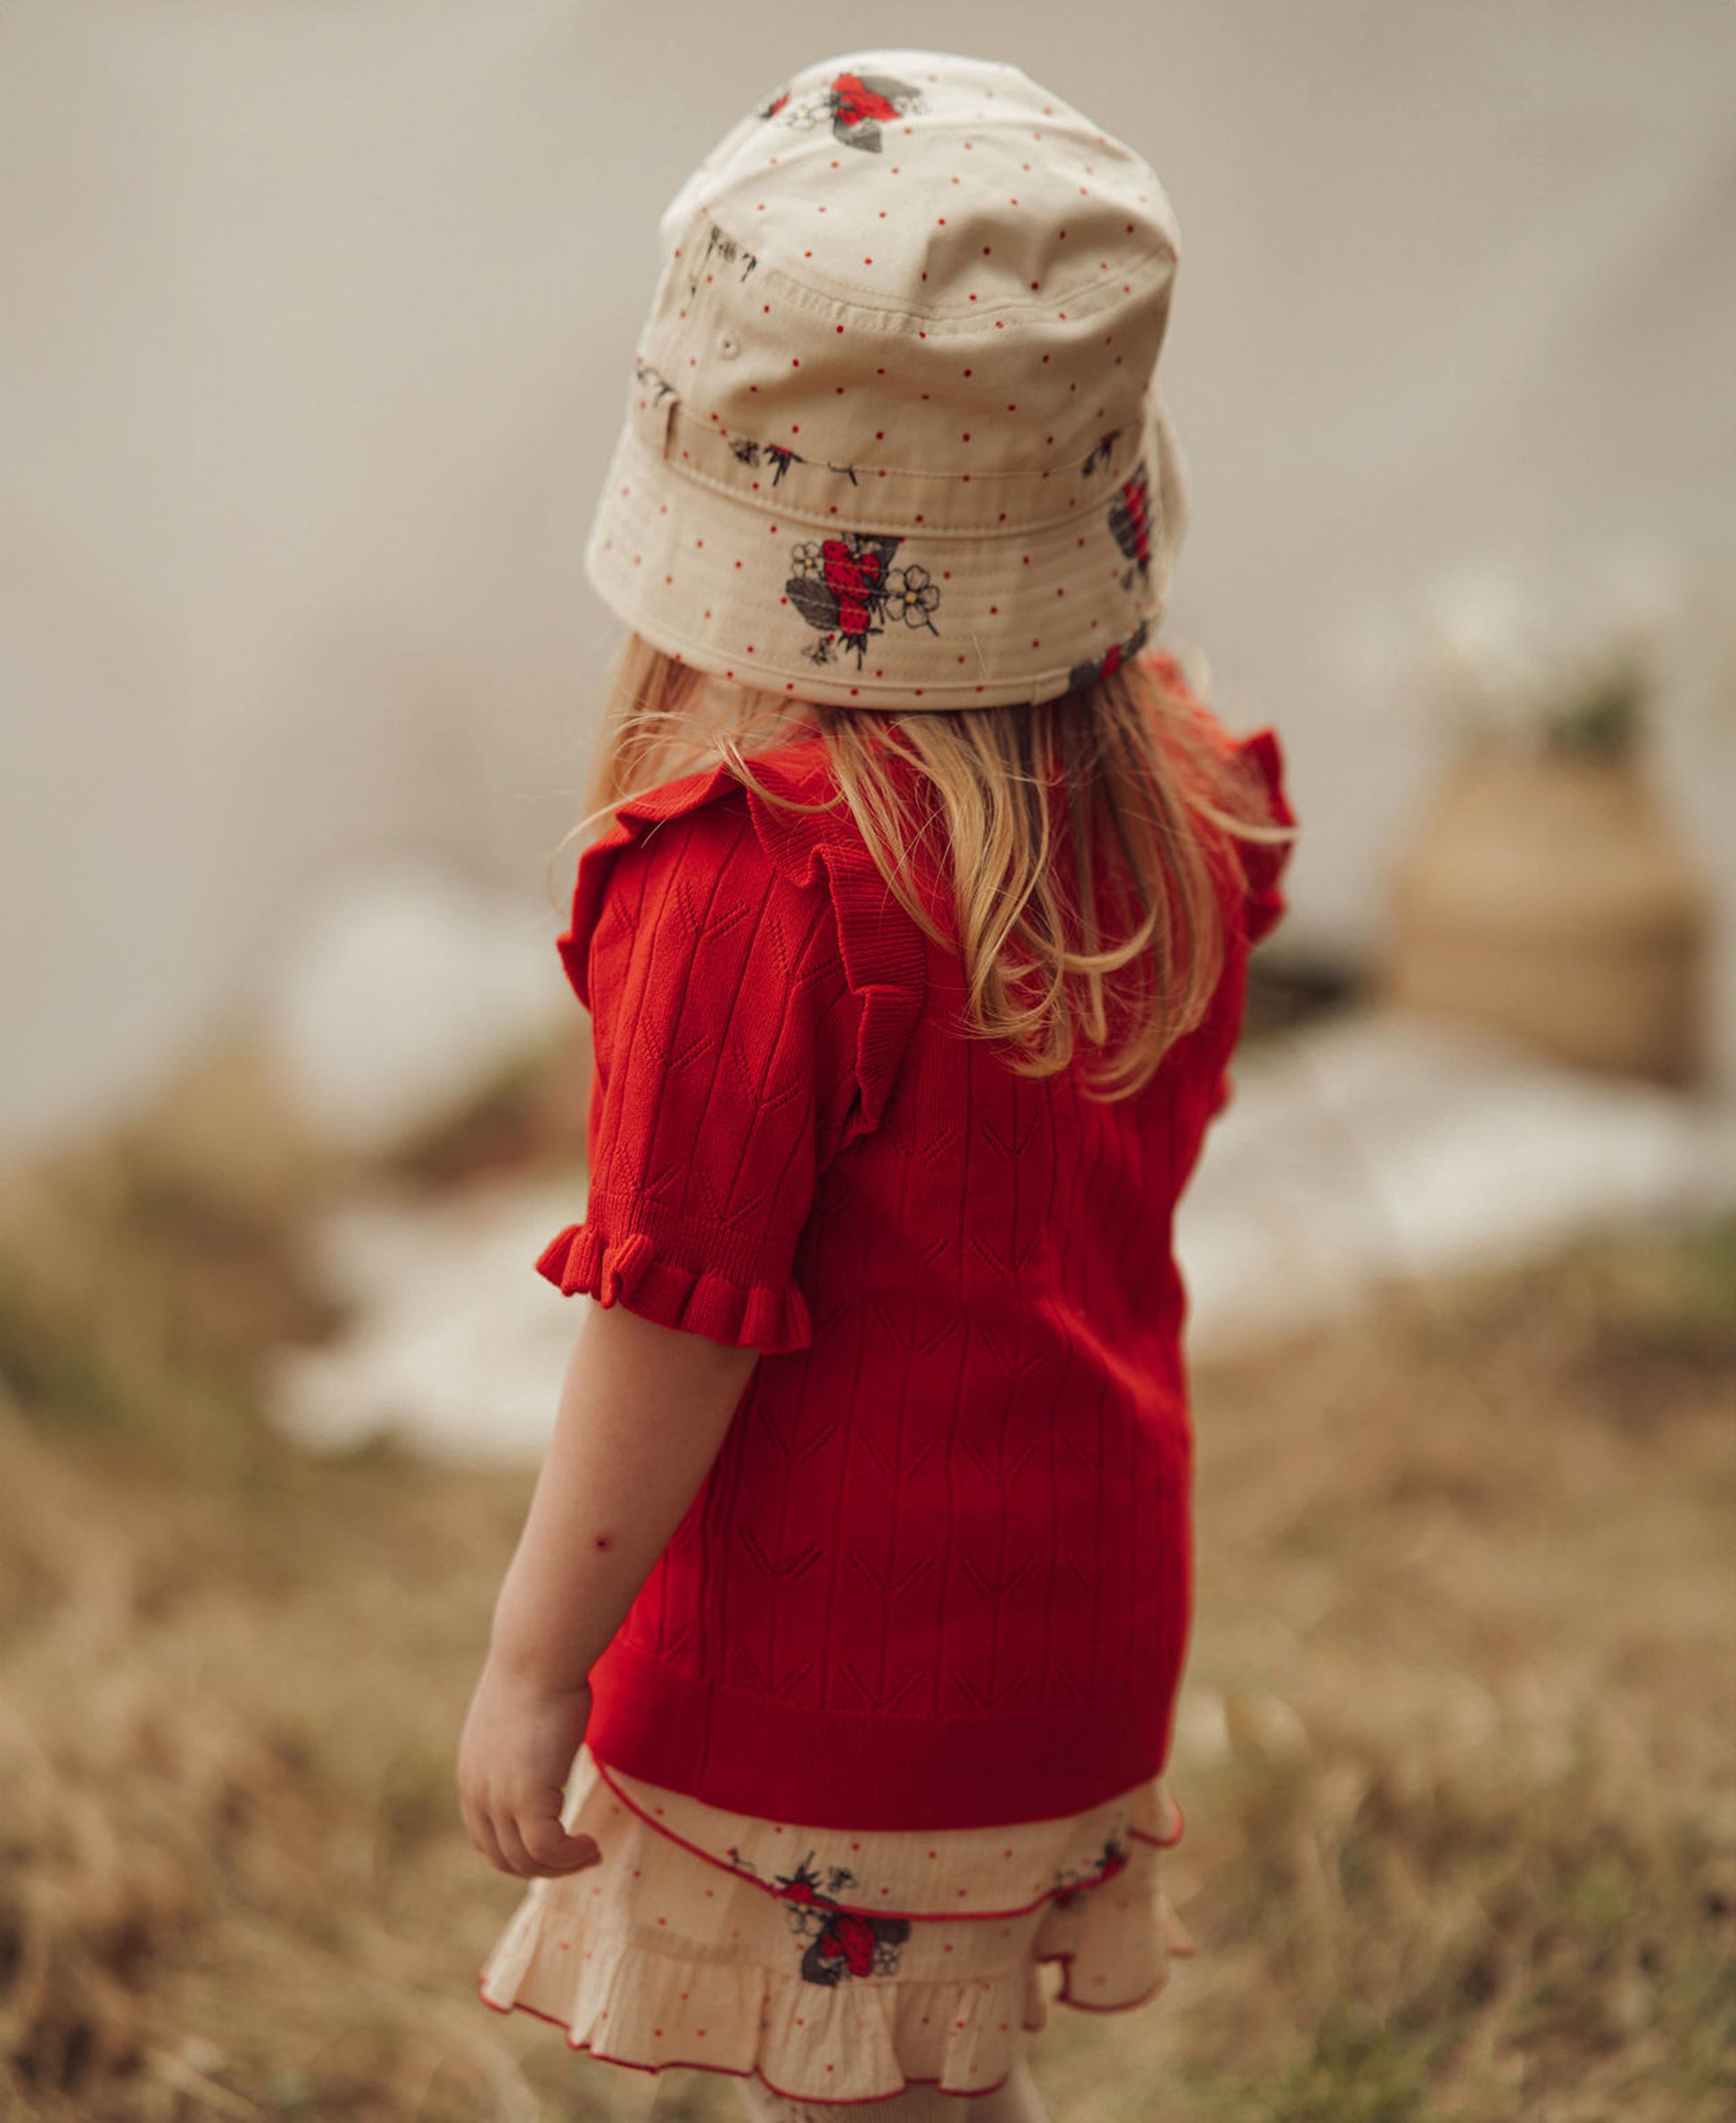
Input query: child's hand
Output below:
<box><xmin>459</xmin><ymin>1301</ymin><xmax>755</xmax><ymax>1881</ymax></box>
<box><xmin>457</xmin><ymin>1658</ymin><xmax>603</xmax><ymax>1880</ymax></box>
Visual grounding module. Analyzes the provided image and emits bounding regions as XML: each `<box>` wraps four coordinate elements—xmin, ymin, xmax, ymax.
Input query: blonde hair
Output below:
<box><xmin>579</xmin><ymin>633</ymin><xmax>1295</xmax><ymax>1101</ymax></box>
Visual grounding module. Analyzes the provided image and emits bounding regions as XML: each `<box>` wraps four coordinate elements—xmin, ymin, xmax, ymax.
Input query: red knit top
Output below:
<box><xmin>537</xmin><ymin>665</ymin><xmax>1295</xmax><ymax>1831</ymax></box>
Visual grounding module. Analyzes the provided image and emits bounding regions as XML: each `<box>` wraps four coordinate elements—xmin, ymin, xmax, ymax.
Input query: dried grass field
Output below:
<box><xmin>1</xmin><ymin>1054</ymin><xmax>1732</xmax><ymax>2122</ymax></box>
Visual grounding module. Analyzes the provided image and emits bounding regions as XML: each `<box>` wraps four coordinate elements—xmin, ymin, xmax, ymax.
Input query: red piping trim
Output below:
<box><xmin>591</xmin><ymin>1755</ymin><xmax>1170</xmax><ymax>1923</ymax></box>
<box><xmin>478</xmin><ymin>1985</ymin><xmax>1014</xmax><ymax>2103</ymax></box>
<box><xmin>1131</xmin><ymin>1799</ymin><xmax>1184</xmax><ymax>1851</ymax></box>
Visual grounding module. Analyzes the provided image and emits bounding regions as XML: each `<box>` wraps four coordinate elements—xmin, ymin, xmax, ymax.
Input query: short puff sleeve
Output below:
<box><xmin>536</xmin><ymin>751</ymin><xmax>924</xmax><ymax>1353</ymax></box>
<box><xmin>1145</xmin><ymin>652</ymin><xmax>1296</xmax><ymax>949</ymax></box>
<box><xmin>1231</xmin><ymin>726</ymin><xmax>1297</xmax><ymax>946</ymax></box>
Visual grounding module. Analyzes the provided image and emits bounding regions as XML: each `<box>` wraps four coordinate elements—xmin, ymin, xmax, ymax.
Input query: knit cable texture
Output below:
<box><xmin>538</xmin><ymin>708</ymin><xmax>1293</xmax><ymax>1829</ymax></box>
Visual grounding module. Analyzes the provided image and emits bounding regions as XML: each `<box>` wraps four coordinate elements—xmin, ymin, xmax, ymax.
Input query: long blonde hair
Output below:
<box><xmin>578</xmin><ymin>634</ymin><xmax>1294</xmax><ymax>1100</ymax></box>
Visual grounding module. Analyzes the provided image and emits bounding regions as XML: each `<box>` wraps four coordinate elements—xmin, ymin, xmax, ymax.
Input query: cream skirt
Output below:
<box><xmin>479</xmin><ymin>1746</ymin><xmax>1195</xmax><ymax>2105</ymax></box>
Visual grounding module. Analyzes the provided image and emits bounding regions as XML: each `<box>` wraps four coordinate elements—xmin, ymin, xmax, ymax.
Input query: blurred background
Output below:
<box><xmin>1</xmin><ymin>3</ymin><xmax>1732</xmax><ymax>2119</ymax></box>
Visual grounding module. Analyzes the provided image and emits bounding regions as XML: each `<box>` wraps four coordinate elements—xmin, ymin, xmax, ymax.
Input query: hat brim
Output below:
<box><xmin>583</xmin><ymin>392</ymin><xmax>1186</xmax><ymax>711</ymax></box>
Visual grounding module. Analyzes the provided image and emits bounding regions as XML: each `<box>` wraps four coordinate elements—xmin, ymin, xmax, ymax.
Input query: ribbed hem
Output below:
<box><xmin>585</xmin><ymin>1637</ymin><xmax>1171</xmax><ymax>1832</ymax></box>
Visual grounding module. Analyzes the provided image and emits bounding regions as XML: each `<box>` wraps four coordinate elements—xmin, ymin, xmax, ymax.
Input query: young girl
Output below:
<box><xmin>461</xmin><ymin>49</ymin><xmax>1296</xmax><ymax>2119</ymax></box>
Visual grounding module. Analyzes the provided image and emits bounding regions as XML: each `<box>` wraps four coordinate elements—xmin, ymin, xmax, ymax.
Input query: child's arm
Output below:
<box><xmin>457</xmin><ymin>1300</ymin><xmax>757</xmax><ymax>1879</ymax></box>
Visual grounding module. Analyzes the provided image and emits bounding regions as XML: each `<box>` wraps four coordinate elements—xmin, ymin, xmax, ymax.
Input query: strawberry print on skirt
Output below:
<box><xmin>786</xmin><ymin>533</ymin><xmax>941</xmax><ymax>666</ymax></box>
<box><xmin>758</xmin><ymin>71</ymin><xmax>924</xmax><ymax>154</ymax></box>
<box><xmin>728</xmin><ymin>1847</ymin><xmax>913</xmax><ymax>1987</ymax></box>
<box><xmin>1049</xmin><ymin>1833</ymin><xmax>1132</xmax><ymax>1913</ymax></box>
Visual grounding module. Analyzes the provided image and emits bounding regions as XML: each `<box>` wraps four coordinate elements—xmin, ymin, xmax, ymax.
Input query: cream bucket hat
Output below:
<box><xmin>586</xmin><ymin>50</ymin><xmax>1187</xmax><ymax>711</ymax></box>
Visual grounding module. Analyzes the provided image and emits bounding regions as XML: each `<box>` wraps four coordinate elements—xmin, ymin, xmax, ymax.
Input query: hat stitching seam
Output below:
<box><xmin>619</xmin><ymin>436</ymin><xmax>1164</xmax><ymax>543</ymax></box>
<box><xmin>662</xmin><ymin>403</ymin><xmax>1152</xmax><ymax>492</ymax></box>
<box><xmin>665</xmin><ymin>221</ymin><xmax>1170</xmax><ymax>333</ymax></box>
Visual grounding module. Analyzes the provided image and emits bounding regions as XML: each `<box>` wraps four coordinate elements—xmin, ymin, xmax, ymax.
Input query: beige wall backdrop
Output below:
<box><xmin>4</xmin><ymin>0</ymin><xmax>1734</xmax><ymax>1151</ymax></box>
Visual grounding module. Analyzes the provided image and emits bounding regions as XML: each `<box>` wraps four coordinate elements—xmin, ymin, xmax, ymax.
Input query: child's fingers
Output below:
<box><xmin>488</xmin><ymin>1800</ymin><xmax>599</xmax><ymax>1880</ymax></box>
<box><xmin>492</xmin><ymin>1811</ymin><xmax>544</xmax><ymax>1879</ymax></box>
<box><xmin>521</xmin><ymin>1815</ymin><xmax>602</xmax><ymax>1875</ymax></box>
<box><xmin>462</xmin><ymin>1796</ymin><xmax>512</xmax><ymax>1875</ymax></box>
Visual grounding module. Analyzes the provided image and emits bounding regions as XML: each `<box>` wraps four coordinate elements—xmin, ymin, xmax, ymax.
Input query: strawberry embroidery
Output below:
<box><xmin>1068</xmin><ymin>619</ymin><xmax>1150</xmax><ymax>694</ymax></box>
<box><xmin>725</xmin><ymin>1846</ymin><xmax>910</xmax><ymax>1986</ymax></box>
<box><xmin>701</xmin><ymin>223</ymin><xmax>757</xmax><ymax>284</ymax></box>
<box><xmin>1080</xmin><ymin>429</ymin><xmax>1123</xmax><ymax>479</ymax></box>
<box><xmin>785</xmin><ymin>533</ymin><xmax>940</xmax><ymax>666</ymax></box>
<box><xmin>632</xmin><ymin>355</ymin><xmax>676</xmax><ymax>407</ymax></box>
<box><xmin>1050</xmin><ymin>1833</ymin><xmax>1132</xmax><ymax>1912</ymax></box>
<box><xmin>687</xmin><ymin>224</ymin><xmax>758</xmax><ymax>302</ymax></box>
<box><xmin>830</xmin><ymin>72</ymin><xmax>903</xmax><ymax>135</ymax></box>
<box><xmin>760</xmin><ymin>70</ymin><xmax>924</xmax><ymax>154</ymax></box>
<box><xmin>824</xmin><ymin>539</ymin><xmax>884</xmax><ymax>642</ymax></box>
<box><xmin>773</xmin><ymin>1856</ymin><xmax>912</xmax><ymax>1986</ymax></box>
<box><xmin>1109</xmin><ymin>464</ymin><xmax>1154</xmax><ymax>592</ymax></box>
<box><xmin>732</xmin><ymin>438</ymin><xmax>806</xmax><ymax>486</ymax></box>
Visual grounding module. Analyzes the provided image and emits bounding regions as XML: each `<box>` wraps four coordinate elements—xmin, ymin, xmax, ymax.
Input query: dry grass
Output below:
<box><xmin>0</xmin><ymin>1050</ymin><xmax>1731</xmax><ymax>2121</ymax></box>
<box><xmin>1051</xmin><ymin>1220</ymin><xmax>1736</xmax><ymax>2122</ymax></box>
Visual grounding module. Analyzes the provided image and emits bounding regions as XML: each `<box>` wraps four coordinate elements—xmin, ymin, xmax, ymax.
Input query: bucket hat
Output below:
<box><xmin>586</xmin><ymin>49</ymin><xmax>1187</xmax><ymax>711</ymax></box>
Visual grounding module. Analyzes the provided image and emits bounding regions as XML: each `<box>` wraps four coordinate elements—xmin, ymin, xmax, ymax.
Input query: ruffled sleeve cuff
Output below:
<box><xmin>535</xmin><ymin>1219</ymin><xmax>814</xmax><ymax>1355</ymax></box>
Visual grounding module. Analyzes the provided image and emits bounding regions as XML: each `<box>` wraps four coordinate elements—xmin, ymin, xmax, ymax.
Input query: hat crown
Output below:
<box><xmin>585</xmin><ymin>51</ymin><xmax>1189</xmax><ymax>711</ymax></box>
<box><xmin>637</xmin><ymin>52</ymin><xmax>1179</xmax><ymax>516</ymax></box>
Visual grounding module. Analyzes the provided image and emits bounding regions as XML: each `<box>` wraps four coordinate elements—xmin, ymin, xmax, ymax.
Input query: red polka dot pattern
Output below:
<box><xmin>584</xmin><ymin>49</ymin><xmax>1186</xmax><ymax>710</ymax></box>
<box><xmin>477</xmin><ymin>1742</ymin><xmax>1195</xmax><ymax>2099</ymax></box>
